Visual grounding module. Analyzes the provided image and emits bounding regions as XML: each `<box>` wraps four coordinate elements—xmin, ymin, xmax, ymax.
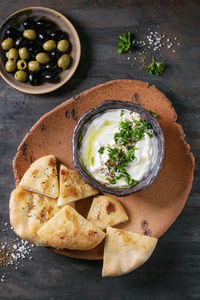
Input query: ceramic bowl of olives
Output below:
<box><xmin>0</xmin><ymin>7</ymin><xmax>81</xmax><ymax>94</ymax></box>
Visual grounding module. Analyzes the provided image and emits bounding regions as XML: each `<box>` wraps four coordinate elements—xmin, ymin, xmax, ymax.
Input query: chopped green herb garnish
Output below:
<box><xmin>120</xmin><ymin>110</ymin><xmax>124</xmax><ymax>117</ymax></box>
<box><xmin>145</xmin><ymin>57</ymin><xmax>165</xmax><ymax>76</ymax></box>
<box><xmin>114</xmin><ymin>119</ymin><xmax>152</xmax><ymax>146</ymax></box>
<box><xmin>91</xmin><ymin>157</ymin><xmax>94</xmax><ymax>165</ymax></box>
<box><xmin>98</xmin><ymin>112</ymin><xmax>152</xmax><ymax>186</ymax></box>
<box><xmin>98</xmin><ymin>146</ymin><xmax>105</xmax><ymax>154</ymax></box>
<box><xmin>110</xmin><ymin>178</ymin><xmax>117</xmax><ymax>184</ymax></box>
<box><xmin>148</xmin><ymin>110</ymin><xmax>159</xmax><ymax>118</ymax></box>
<box><xmin>117</xmin><ymin>32</ymin><xmax>131</xmax><ymax>54</ymax></box>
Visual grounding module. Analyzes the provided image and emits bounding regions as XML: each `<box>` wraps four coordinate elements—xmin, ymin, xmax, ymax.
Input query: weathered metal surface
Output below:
<box><xmin>0</xmin><ymin>0</ymin><xmax>199</xmax><ymax>299</ymax></box>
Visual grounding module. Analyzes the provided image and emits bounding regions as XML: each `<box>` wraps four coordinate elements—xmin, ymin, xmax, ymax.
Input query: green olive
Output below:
<box><xmin>28</xmin><ymin>61</ymin><xmax>41</xmax><ymax>72</ymax></box>
<box><xmin>7</xmin><ymin>48</ymin><xmax>18</xmax><ymax>61</ymax></box>
<box><xmin>57</xmin><ymin>39</ymin><xmax>69</xmax><ymax>52</ymax></box>
<box><xmin>58</xmin><ymin>54</ymin><xmax>70</xmax><ymax>70</ymax></box>
<box><xmin>19</xmin><ymin>47</ymin><xmax>30</xmax><ymax>60</ymax></box>
<box><xmin>23</xmin><ymin>29</ymin><xmax>36</xmax><ymax>40</ymax></box>
<box><xmin>36</xmin><ymin>52</ymin><xmax>50</xmax><ymax>64</ymax></box>
<box><xmin>43</xmin><ymin>40</ymin><xmax>56</xmax><ymax>51</ymax></box>
<box><xmin>5</xmin><ymin>60</ymin><xmax>16</xmax><ymax>72</ymax></box>
<box><xmin>1</xmin><ymin>38</ymin><xmax>14</xmax><ymax>50</ymax></box>
<box><xmin>14</xmin><ymin>70</ymin><xmax>27</xmax><ymax>82</ymax></box>
<box><xmin>17</xmin><ymin>60</ymin><xmax>27</xmax><ymax>70</ymax></box>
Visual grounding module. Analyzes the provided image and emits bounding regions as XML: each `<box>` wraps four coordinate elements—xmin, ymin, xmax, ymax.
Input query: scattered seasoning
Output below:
<box><xmin>138</xmin><ymin>55</ymin><xmax>147</xmax><ymax>71</ymax></box>
<box><xmin>112</xmin><ymin>25</ymin><xmax>181</xmax><ymax>71</ymax></box>
<box><xmin>0</xmin><ymin>221</ymin><xmax>34</xmax><ymax>283</ymax></box>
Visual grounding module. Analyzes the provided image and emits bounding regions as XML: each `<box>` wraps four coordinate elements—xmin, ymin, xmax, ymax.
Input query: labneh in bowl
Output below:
<box><xmin>73</xmin><ymin>100</ymin><xmax>165</xmax><ymax>196</ymax></box>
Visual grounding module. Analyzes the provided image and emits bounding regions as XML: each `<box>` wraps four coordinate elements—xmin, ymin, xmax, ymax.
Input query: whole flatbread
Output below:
<box><xmin>9</xmin><ymin>187</ymin><xmax>61</xmax><ymax>245</ymax></box>
<box><xmin>57</xmin><ymin>164</ymin><xmax>98</xmax><ymax>206</ymax></box>
<box><xmin>87</xmin><ymin>195</ymin><xmax>128</xmax><ymax>230</ymax></box>
<box><xmin>102</xmin><ymin>227</ymin><xmax>157</xmax><ymax>277</ymax></box>
<box><xmin>37</xmin><ymin>205</ymin><xmax>105</xmax><ymax>250</ymax></box>
<box><xmin>19</xmin><ymin>155</ymin><xmax>59</xmax><ymax>199</ymax></box>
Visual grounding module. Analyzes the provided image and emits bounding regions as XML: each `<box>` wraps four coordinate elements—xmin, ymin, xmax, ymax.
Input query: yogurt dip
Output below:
<box><xmin>79</xmin><ymin>109</ymin><xmax>158</xmax><ymax>188</ymax></box>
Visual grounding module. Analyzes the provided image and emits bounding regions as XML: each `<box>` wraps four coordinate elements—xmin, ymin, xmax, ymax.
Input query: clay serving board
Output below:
<box><xmin>13</xmin><ymin>79</ymin><xmax>194</xmax><ymax>260</ymax></box>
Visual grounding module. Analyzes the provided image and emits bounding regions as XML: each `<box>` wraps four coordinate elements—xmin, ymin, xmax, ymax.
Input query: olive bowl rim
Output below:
<box><xmin>0</xmin><ymin>6</ymin><xmax>81</xmax><ymax>94</ymax></box>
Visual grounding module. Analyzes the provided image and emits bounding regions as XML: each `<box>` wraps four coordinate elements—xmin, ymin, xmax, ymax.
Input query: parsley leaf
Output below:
<box><xmin>117</xmin><ymin>32</ymin><xmax>131</xmax><ymax>54</ymax></box>
<box><xmin>98</xmin><ymin>146</ymin><xmax>105</xmax><ymax>154</ymax></box>
<box><xmin>148</xmin><ymin>110</ymin><xmax>159</xmax><ymax>118</ymax></box>
<box><xmin>145</xmin><ymin>57</ymin><xmax>165</xmax><ymax>76</ymax></box>
<box><xmin>110</xmin><ymin>178</ymin><xmax>116</xmax><ymax>184</ymax></box>
<box><xmin>120</xmin><ymin>110</ymin><xmax>124</xmax><ymax>117</ymax></box>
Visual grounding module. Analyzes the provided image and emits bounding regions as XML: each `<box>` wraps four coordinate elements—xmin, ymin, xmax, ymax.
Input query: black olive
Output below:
<box><xmin>36</xmin><ymin>19</ymin><xmax>55</xmax><ymax>30</ymax></box>
<box><xmin>28</xmin><ymin>54</ymin><xmax>36</xmax><ymax>62</ymax></box>
<box><xmin>38</xmin><ymin>31</ymin><xmax>50</xmax><ymax>43</ymax></box>
<box><xmin>44</xmin><ymin>72</ymin><xmax>60</xmax><ymax>83</ymax></box>
<box><xmin>15</xmin><ymin>36</ymin><xmax>27</xmax><ymax>49</ymax></box>
<box><xmin>27</xmin><ymin>45</ymin><xmax>36</xmax><ymax>54</ymax></box>
<box><xmin>23</xmin><ymin>18</ymin><xmax>37</xmax><ymax>30</ymax></box>
<box><xmin>43</xmin><ymin>61</ymin><xmax>57</xmax><ymax>71</ymax></box>
<box><xmin>28</xmin><ymin>71</ymin><xmax>44</xmax><ymax>86</ymax></box>
<box><xmin>50</xmin><ymin>30</ymin><xmax>68</xmax><ymax>41</ymax></box>
<box><xmin>49</xmin><ymin>49</ymin><xmax>62</xmax><ymax>60</ymax></box>
<box><xmin>4</xmin><ymin>27</ymin><xmax>20</xmax><ymax>39</ymax></box>
<box><xmin>27</xmin><ymin>41</ymin><xmax>42</xmax><ymax>55</ymax></box>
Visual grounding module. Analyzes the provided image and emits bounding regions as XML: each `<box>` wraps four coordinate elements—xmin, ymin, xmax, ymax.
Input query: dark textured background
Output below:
<box><xmin>0</xmin><ymin>0</ymin><xmax>199</xmax><ymax>299</ymax></box>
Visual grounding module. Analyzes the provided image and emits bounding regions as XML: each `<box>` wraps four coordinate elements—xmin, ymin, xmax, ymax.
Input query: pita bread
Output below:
<box><xmin>57</xmin><ymin>164</ymin><xmax>98</xmax><ymax>206</ymax></box>
<box><xmin>102</xmin><ymin>227</ymin><xmax>157</xmax><ymax>277</ymax></box>
<box><xmin>87</xmin><ymin>196</ymin><xmax>128</xmax><ymax>230</ymax></box>
<box><xmin>19</xmin><ymin>155</ymin><xmax>59</xmax><ymax>199</ymax></box>
<box><xmin>9</xmin><ymin>187</ymin><xmax>61</xmax><ymax>245</ymax></box>
<box><xmin>37</xmin><ymin>205</ymin><xmax>105</xmax><ymax>250</ymax></box>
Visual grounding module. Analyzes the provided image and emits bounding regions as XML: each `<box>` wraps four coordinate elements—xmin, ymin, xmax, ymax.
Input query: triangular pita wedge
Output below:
<box><xmin>9</xmin><ymin>187</ymin><xmax>61</xmax><ymax>245</ymax></box>
<box><xmin>57</xmin><ymin>164</ymin><xmax>98</xmax><ymax>206</ymax></box>
<box><xmin>19</xmin><ymin>155</ymin><xmax>59</xmax><ymax>199</ymax></box>
<box><xmin>87</xmin><ymin>195</ymin><xmax>128</xmax><ymax>230</ymax></box>
<box><xmin>102</xmin><ymin>227</ymin><xmax>157</xmax><ymax>277</ymax></box>
<box><xmin>37</xmin><ymin>205</ymin><xmax>105</xmax><ymax>250</ymax></box>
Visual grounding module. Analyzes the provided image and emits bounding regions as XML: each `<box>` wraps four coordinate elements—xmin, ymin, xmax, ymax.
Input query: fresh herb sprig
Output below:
<box><xmin>117</xmin><ymin>32</ymin><xmax>131</xmax><ymax>54</ymax></box>
<box><xmin>146</xmin><ymin>56</ymin><xmax>165</xmax><ymax>76</ymax></box>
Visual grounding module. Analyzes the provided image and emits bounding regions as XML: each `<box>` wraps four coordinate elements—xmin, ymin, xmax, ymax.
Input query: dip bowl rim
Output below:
<box><xmin>72</xmin><ymin>100</ymin><xmax>165</xmax><ymax>196</ymax></box>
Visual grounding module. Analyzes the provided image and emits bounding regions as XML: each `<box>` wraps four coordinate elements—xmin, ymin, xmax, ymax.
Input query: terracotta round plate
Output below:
<box><xmin>13</xmin><ymin>79</ymin><xmax>194</xmax><ymax>259</ymax></box>
<box><xmin>0</xmin><ymin>7</ymin><xmax>81</xmax><ymax>94</ymax></box>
